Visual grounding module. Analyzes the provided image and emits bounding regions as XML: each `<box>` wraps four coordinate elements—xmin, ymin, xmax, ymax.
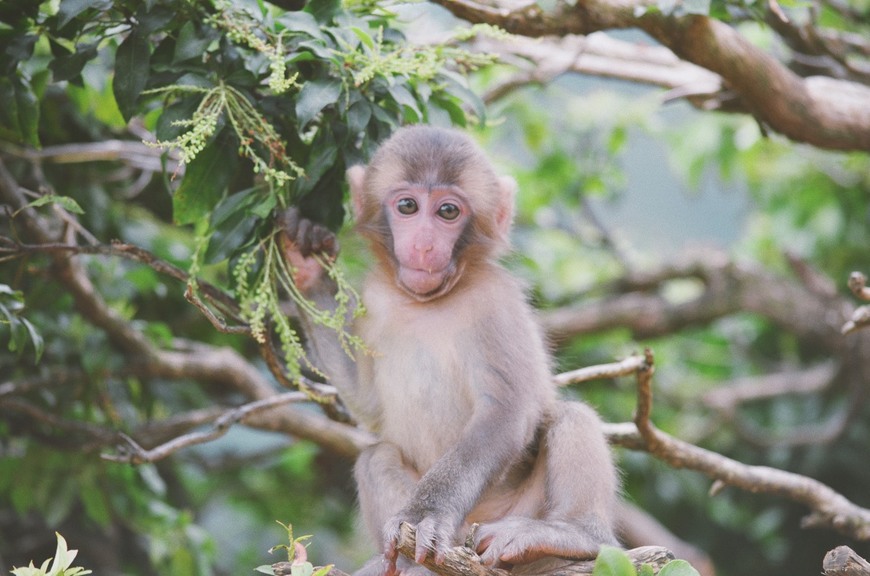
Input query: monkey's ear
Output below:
<box><xmin>347</xmin><ymin>165</ymin><xmax>367</xmax><ymax>217</ymax></box>
<box><xmin>496</xmin><ymin>175</ymin><xmax>517</xmax><ymax>237</ymax></box>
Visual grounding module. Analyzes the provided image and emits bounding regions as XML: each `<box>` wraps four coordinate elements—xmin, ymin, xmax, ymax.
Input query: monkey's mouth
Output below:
<box><xmin>397</xmin><ymin>266</ymin><xmax>455</xmax><ymax>300</ymax></box>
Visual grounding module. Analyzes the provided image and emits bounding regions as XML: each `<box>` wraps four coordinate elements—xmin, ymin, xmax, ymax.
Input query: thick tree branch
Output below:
<box><xmin>540</xmin><ymin>250</ymin><xmax>845</xmax><ymax>349</ymax></box>
<box><xmin>434</xmin><ymin>0</ymin><xmax>870</xmax><ymax>151</ymax></box>
<box><xmin>476</xmin><ymin>33</ymin><xmax>727</xmax><ymax>109</ymax></box>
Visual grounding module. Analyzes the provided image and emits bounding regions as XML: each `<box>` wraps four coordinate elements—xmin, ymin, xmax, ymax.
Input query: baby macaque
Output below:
<box><xmin>280</xmin><ymin>126</ymin><xmax>618</xmax><ymax>576</ymax></box>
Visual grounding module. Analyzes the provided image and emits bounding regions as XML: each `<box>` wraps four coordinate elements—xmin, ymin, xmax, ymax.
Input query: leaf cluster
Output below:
<box><xmin>593</xmin><ymin>547</ymin><xmax>700</xmax><ymax>576</ymax></box>
<box><xmin>2</xmin><ymin>0</ymin><xmax>492</xmax><ymax>386</ymax></box>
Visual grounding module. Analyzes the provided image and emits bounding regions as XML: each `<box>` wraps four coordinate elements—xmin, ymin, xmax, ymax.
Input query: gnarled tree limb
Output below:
<box><xmin>433</xmin><ymin>0</ymin><xmax>870</xmax><ymax>151</ymax></box>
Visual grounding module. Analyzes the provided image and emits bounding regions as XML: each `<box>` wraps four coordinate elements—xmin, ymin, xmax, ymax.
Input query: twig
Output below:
<box><xmin>553</xmin><ymin>353</ymin><xmax>648</xmax><ymax>386</ymax></box>
<box><xmin>842</xmin><ymin>272</ymin><xmax>870</xmax><ymax>335</ymax></box>
<box><xmin>101</xmin><ymin>391</ymin><xmax>309</xmax><ymax>464</ymax></box>
<box><xmin>394</xmin><ymin>523</ymin><xmax>674</xmax><ymax>576</ymax></box>
<box><xmin>184</xmin><ymin>283</ymin><xmax>250</xmax><ymax>335</ymax></box>
<box><xmin>0</xmin><ymin>237</ymin><xmax>241</xmax><ymax>318</ymax></box>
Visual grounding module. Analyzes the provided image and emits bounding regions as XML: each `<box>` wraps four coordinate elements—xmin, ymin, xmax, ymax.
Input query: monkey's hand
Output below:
<box><xmin>277</xmin><ymin>207</ymin><xmax>339</xmax><ymax>293</ymax></box>
<box><xmin>384</xmin><ymin>506</ymin><xmax>461</xmax><ymax>571</ymax></box>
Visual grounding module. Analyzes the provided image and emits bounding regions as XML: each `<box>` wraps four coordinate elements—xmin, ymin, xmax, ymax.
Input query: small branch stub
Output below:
<box><xmin>843</xmin><ymin>272</ymin><xmax>870</xmax><ymax>335</ymax></box>
<box><xmin>823</xmin><ymin>546</ymin><xmax>870</xmax><ymax>576</ymax></box>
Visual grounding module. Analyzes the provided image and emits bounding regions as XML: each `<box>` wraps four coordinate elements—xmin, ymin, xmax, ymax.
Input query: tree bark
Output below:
<box><xmin>434</xmin><ymin>0</ymin><xmax>870</xmax><ymax>152</ymax></box>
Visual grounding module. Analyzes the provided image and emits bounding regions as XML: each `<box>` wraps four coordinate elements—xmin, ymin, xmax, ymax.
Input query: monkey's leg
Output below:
<box><xmin>355</xmin><ymin>442</ymin><xmax>432</xmax><ymax>576</ymax></box>
<box><xmin>355</xmin><ymin>443</ymin><xmax>419</xmax><ymax>539</ymax></box>
<box><xmin>473</xmin><ymin>401</ymin><xmax>619</xmax><ymax>566</ymax></box>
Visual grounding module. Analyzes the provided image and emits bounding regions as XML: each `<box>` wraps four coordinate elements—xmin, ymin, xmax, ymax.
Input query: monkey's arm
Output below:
<box><xmin>278</xmin><ymin>209</ymin><xmax>370</xmax><ymax>420</ymax></box>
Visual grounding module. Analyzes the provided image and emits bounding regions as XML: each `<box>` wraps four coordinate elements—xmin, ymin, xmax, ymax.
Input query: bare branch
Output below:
<box><xmin>477</xmin><ymin>33</ymin><xmax>726</xmax><ymax>109</ymax></box>
<box><xmin>540</xmin><ymin>250</ymin><xmax>844</xmax><ymax>350</ymax></box>
<box><xmin>823</xmin><ymin>546</ymin><xmax>870</xmax><ymax>576</ymax></box>
<box><xmin>1</xmin><ymin>139</ymin><xmax>180</xmax><ymax>174</ymax></box>
<box><xmin>433</xmin><ymin>0</ymin><xmax>870</xmax><ymax>151</ymax></box>
<box><xmin>102</xmin><ymin>391</ymin><xmax>310</xmax><ymax>464</ymax></box>
<box><xmin>843</xmin><ymin>272</ymin><xmax>870</xmax><ymax>334</ymax></box>
<box><xmin>848</xmin><ymin>273</ymin><xmax>870</xmax><ymax>300</ymax></box>
<box><xmin>553</xmin><ymin>352</ymin><xmax>649</xmax><ymax>386</ymax></box>
<box><xmin>702</xmin><ymin>362</ymin><xmax>837</xmax><ymax>412</ymax></box>
<box><xmin>0</xmin><ymin>237</ymin><xmax>242</xmax><ymax>320</ymax></box>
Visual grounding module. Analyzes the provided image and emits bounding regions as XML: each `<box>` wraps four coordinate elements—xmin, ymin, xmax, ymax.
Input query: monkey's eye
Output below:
<box><xmin>437</xmin><ymin>203</ymin><xmax>461</xmax><ymax>221</ymax></box>
<box><xmin>396</xmin><ymin>198</ymin><xmax>418</xmax><ymax>215</ymax></box>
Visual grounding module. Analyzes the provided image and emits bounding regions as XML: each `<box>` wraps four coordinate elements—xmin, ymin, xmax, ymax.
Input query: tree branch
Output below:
<box><xmin>540</xmin><ymin>250</ymin><xmax>844</xmax><ymax>350</ymax></box>
<box><xmin>102</xmin><ymin>391</ymin><xmax>310</xmax><ymax>464</ymax></box>
<box><xmin>614</xmin><ymin>353</ymin><xmax>870</xmax><ymax>541</ymax></box>
<box><xmin>393</xmin><ymin>523</ymin><xmax>674</xmax><ymax>576</ymax></box>
<box><xmin>434</xmin><ymin>0</ymin><xmax>870</xmax><ymax>151</ymax></box>
<box><xmin>476</xmin><ymin>33</ymin><xmax>728</xmax><ymax>110</ymax></box>
<box><xmin>843</xmin><ymin>272</ymin><xmax>870</xmax><ymax>335</ymax></box>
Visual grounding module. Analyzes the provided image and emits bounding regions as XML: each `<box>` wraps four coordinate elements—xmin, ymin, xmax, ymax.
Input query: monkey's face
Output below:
<box><xmin>385</xmin><ymin>184</ymin><xmax>470</xmax><ymax>301</ymax></box>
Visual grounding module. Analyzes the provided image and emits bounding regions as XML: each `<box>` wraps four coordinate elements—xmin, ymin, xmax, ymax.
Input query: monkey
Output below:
<box><xmin>279</xmin><ymin>125</ymin><xmax>619</xmax><ymax>576</ymax></box>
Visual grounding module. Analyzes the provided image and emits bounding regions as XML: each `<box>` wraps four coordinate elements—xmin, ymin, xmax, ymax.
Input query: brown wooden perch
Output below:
<box><xmin>276</xmin><ymin>523</ymin><xmax>674</xmax><ymax>576</ymax></box>
<box><xmin>823</xmin><ymin>546</ymin><xmax>870</xmax><ymax>576</ymax></box>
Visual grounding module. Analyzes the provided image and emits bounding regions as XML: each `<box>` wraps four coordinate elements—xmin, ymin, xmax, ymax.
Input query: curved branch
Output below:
<box><xmin>540</xmin><ymin>250</ymin><xmax>844</xmax><ymax>350</ymax></box>
<box><xmin>434</xmin><ymin>0</ymin><xmax>870</xmax><ymax>151</ymax></box>
<box><xmin>604</xmin><ymin>354</ymin><xmax>870</xmax><ymax>541</ymax></box>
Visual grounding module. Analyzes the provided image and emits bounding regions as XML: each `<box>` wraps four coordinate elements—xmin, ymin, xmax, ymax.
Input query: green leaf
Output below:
<box><xmin>173</xmin><ymin>135</ymin><xmax>238</xmax><ymax>225</ymax></box>
<box><xmin>305</xmin><ymin>0</ymin><xmax>340</xmax><ymax>23</ymax></box>
<box><xmin>593</xmin><ymin>546</ymin><xmax>637</xmax><ymax>576</ymax></box>
<box><xmin>291</xmin><ymin>563</ymin><xmax>314</xmax><ymax>576</ymax></box>
<box><xmin>173</xmin><ymin>22</ymin><xmax>214</xmax><ymax>64</ymax></box>
<box><xmin>278</xmin><ymin>11</ymin><xmax>325</xmax><ymax>40</ymax></box>
<box><xmin>350</xmin><ymin>26</ymin><xmax>374</xmax><ymax>49</ymax></box>
<box><xmin>0</xmin><ymin>75</ymin><xmax>39</xmax><ymax>146</ymax></box>
<box><xmin>440</xmin><ymin>72</ymin><xmax>485</xmax><ymax>124</ymax></box>
<box><xmin>298</xmin><ymin>130</ymin><xmax>338</xmax><ymax>196</ymax></box>
<box><xmin>12</xmin><ymin>75</ymin><xmax>39</xmax><ymax>146</ymax></box>
<box><xmin>57</xmin><ymin>0</ymin><xmax>106</xmax><ymax>29</ymax></box>
<box><xmin>17</xmin><ymin>194</ymin><xmax>85</xmax><ymax>215</ymax></box>
<box><xmin>295</xmin><ymin>79</ymin><xmax>341</xmax><ymax>128</ymax></box>
<box><xmin>638</xmin><ymin>564</ymin><xmax>656</xmax><ymax>576</ymax></box>
<box><xmin>49</xmin><ymin>42</ymin><xmax>98</xmax><ymax>83</ymax></box>
<box><xmin>312</xmin><ymin>565</ymin><xmax>334</xmax><ymax>576</ymax></box>
<box><xmin>346</xmin><ymin>99</ymin><xmax>372</xmax><ymax>135</ymax></box>
<box><xmin>255</xmin><ymin>566</ymin><xmax>275</xmax><ymax>575</ymax></box>
<box><xmin>387</xmin><ymin>84</ymin><xmax>421</xmax><ymax>123</ymax></box>
<box><xmin>113</xmin><ymin>29</ymin><xmax>150</xmax><ymax>121</ymax></box>
<box><xmin>658</xmin><ymin>560</ymin><xmax>702</xmax><ymax>576</ymax></box>
<box><xmin>20</xmin><ymin>318</ymin><xmax>44</xmax><ymax>363</ymax></box>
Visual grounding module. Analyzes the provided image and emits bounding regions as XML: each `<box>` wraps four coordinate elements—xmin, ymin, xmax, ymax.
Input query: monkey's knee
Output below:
<box><xmin>543</xmin><ymin>401</ymin><xmax>619</xmax><ymax>527</ymax></box>
<box><xmin>354</xmin><ymin>442</ymin><xmax>406</xmax><ymax>484</ymax></box>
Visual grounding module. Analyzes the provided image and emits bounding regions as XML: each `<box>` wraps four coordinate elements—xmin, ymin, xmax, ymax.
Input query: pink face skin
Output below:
<box><xmin>385</xmin><ymin>185</ymin><xmax>470</xmax><ymax>300</ymax></box>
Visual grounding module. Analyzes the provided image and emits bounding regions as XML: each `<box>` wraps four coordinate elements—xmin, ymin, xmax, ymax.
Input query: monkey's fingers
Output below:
<box><xmin>413</xmin><ymin>517</ymin><xmax>452</xmax><ymax>565</ymax></box>
<box><xmin>277</xmin><ymin>207</ymin><xmax>339</xmax><ymax>258</ymax></box>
